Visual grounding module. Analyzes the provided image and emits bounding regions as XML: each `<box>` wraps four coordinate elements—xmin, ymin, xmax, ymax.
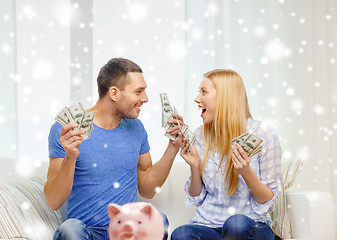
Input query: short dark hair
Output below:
<box><xmin>97</xmin><ymin>58</ymin><xmax>143</xmax><ymax>98</ymax></box>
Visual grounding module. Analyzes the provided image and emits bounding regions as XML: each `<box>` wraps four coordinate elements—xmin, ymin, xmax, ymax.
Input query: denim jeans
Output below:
<box><xmin>54</xmin><ymin>213</ymin><xmax>169</xmax><ymax>240</ymax></box>
<box><xmin>171</xmin><ymin>214</ymin><xmax>275</xmax><ymax>240</ymax></box>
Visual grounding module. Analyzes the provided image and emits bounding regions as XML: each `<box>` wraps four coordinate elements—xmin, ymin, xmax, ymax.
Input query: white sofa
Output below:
<box><xmin>286</xmin><ymin>191</ymin><xmax>335</xmax><ymax>240</ymax></box>
<box><xmin>0</xmin><ymin>158</ymin><xmax>335</xmax><ymax>240</ymax></box>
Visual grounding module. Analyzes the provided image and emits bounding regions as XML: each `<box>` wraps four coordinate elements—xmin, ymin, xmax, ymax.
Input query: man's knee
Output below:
<box><xmin>54</xmin><ymin>218</ymin><xmax>87</xmax><ymax>240</ymax></box>
<box><xmin>160</xmin><ymin>213</ymin><xmax>169</xmax><ymax>240</ymax></box>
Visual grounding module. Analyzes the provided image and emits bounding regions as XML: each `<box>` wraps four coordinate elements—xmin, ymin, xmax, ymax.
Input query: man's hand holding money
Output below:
<box><xmin>55</xmin><ymin>102</ymin><xmax>96</xmax><ymax>160</ymax></box>
<box><xmin>59</xmin><ymin>123</ymin><xmax>85</xmax><ymax>160</ymax></box>
<box><xmin>165</xmin><ymin>113</ymin><xmax>185</xmax><ymax>148</ymax></box>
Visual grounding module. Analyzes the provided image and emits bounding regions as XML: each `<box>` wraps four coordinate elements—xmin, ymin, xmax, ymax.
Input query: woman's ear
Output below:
<box><xmin>109</xmin><ymin>86</ymin><xmax>119</xmax><ymax>101</ymax></box>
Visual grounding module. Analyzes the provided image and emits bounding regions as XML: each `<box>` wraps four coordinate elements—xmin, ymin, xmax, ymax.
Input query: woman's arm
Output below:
<box><xmin>180</xmin><ymin>140</ymin><xmax>203</xmax><ymax>197</ymax></box>
<box><xmin>231</xmin><ymin>143</ymin><xmax>274</xmax><ymax>204</ymax></box>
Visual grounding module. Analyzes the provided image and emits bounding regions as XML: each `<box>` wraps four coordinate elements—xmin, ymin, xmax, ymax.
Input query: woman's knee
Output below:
<box><xmin>171</xmin><ymin>225</ymin><xmax>195</xmax><ymax>240</ymax></box>
<box><xmin>222</xmin><ymin>214</ymin><xmax>253</xmax><ymax>238</ymax></box>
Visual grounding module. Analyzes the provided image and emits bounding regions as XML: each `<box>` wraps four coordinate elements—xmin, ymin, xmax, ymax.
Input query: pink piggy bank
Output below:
<box><xmin>108</xmin><ymin>202</ymin><xmax>164</xmax><ymax>240</ymax></box>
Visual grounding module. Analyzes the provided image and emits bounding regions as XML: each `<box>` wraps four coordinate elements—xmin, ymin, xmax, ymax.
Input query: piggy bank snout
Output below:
<box><xmin>121</xmin><ymin>223</ymin><xmax>134</xmax><ymax>233</ymax></box>
<box><xmin>108</xmin><ymin>203</ymin><xmax>164</xmax><ymax>240</ymax></box>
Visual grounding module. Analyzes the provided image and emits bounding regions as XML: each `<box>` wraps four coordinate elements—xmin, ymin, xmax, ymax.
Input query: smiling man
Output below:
<box><xmin>44</xmin><ymin>58</ymin><xmax>183</xmax><ymax>240</ymax></box>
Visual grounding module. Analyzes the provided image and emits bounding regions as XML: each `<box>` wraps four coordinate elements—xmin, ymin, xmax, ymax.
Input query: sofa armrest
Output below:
<box><xmin>0</xmin><ymin>177</ymin><xmax>62</xmax><ymax>239</ymax></box>
<box><xmin>287</xmin><ymin>191</ymin><xmax>336</xmax><ymax>240</ymax></box>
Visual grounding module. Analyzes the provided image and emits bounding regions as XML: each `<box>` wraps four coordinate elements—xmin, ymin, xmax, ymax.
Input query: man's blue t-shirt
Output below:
<box><xmin>48</xmin><ymin>118</ymin><xmax>150</xmax><ymax>227</ymax></box>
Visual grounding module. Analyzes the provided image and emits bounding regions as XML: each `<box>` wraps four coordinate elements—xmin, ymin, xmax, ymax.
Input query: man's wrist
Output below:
<box><xmin>167</xmin><ymin>141</ymin><xmax>179</xmax><ymax>154</ymax></box>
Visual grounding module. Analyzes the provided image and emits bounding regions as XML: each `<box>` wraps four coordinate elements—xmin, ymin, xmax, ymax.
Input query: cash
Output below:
<box><xmin>160</xmin><ymin>93</ymin><xmax>196</xmax><ymax>147</ymax></box>
<box><xmin>160</xmin><ymin>93</ymin><xmax>178</xmax><ymax>140</ymax></box>
<box><xmin>55</xmin><ymin>102</ymin><xmax>96</xmax><ymax>140</ymax></box>
<box><xmin>181</xmin><ymin>125</ymin><xmax>196</xmax><ymax>146</ymax></box>
<box><xmin>231</xmin><ymin>132</ymin><xmax>263</xmax><ymax>157</ymax></box>
<box><xmin>164</xmin><ymin>106</ymin><xmax>179</xmax><ymax>140</ymax></box>
<box><xmin>160</xmin><ymin>93</ymin><xmax>172</xmax><ymax>128</ymax></box>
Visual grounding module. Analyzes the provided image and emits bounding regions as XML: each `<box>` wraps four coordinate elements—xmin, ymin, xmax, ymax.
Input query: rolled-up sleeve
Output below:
<box><xmin>251</xmin><ymin>179</ymin><xmax>282</xmax><ymax>214</ymax></box>
<box><xmin>185</xmin><ymin>177</ymin><xmax>207</xmax><ymax>207</ymax></box>
<box><xmin>251</xmin><ymin>128</ymin><xmax>282</xmax><ymax>215</ymax></box>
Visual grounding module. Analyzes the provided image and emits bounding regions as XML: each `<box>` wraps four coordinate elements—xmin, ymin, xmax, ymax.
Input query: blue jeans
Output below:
<box><xmin>54</xmin><ymin>213</ymin><xmax>169</xmax><ymax>240</ymax></box>
<box><xmin>171</xmin><ymin>214</ymin><xmax>275</xmax><ymax>240</ymax></box>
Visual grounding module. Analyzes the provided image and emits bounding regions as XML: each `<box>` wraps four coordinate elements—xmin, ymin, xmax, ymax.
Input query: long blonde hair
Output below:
<box><xmin>200</xmin><ymin>69</ymin><xmax>252</xmax><ymax>196</ymax></box>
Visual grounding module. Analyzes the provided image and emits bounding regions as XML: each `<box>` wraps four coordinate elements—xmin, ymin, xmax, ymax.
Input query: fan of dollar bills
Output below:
<box><xmin>160</xmin><ymin>93</ymin><xmax>196</xmax><ymax>146</ymax></box>
<box><xmin>55</xmin><ymin>102</ymin><xmax>96</xmax><ymax>140</ymax></box>
<box><xmin>231</xmin><ymin>132</ymin><xmax>263</xmax><ymax>157</ymax></box>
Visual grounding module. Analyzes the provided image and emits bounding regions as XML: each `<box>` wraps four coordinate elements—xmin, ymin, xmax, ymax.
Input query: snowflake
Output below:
<box><xmin>227</xmin><ymin>207</ymin><xmax>236</xmax><ymax>215</ymax></box>
<box><xmin>127</xmin><ymin>2</ymin><xmax>148</xmax><ymax>22</ymax></box>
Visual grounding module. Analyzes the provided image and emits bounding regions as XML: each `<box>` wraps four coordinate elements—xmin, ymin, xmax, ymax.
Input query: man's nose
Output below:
<box><xmin>141</xmin><ymin>92</ymin><xmax>148</xmax><ymax>103</ymax></box>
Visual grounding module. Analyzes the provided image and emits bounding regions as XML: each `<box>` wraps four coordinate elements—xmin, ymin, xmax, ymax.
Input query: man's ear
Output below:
<box><xmin>109</xmin><ymin>86</ymin><xmax>119</xmax><ymax>101</ymax></box>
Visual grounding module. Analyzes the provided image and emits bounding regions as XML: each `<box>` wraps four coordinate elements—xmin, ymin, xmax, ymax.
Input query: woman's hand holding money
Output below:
<box><xmin>180</xmin><ymin>139</ymin><xmax>200</xmax><ymax>170</ymax></box>
<box><xmin>59</xmin><ymin>123</ymin><xmax>85</xmax><ymax>160</ymax></box>
<box><xmin>231</xmin><ymin>143</ymin><xmax>251</xmax><ymax>176</ymax></box>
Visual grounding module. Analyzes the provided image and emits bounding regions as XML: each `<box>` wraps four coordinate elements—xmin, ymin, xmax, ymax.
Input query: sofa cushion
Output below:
<box><xmin>0</xmin><ymin>177</ymin><xmax>62</xmax><ymax>239</ymax></box>
<box><xmin>271</xmin><ymin>159</ymin><xmax>303</xmax><ymax>239</ymax></box>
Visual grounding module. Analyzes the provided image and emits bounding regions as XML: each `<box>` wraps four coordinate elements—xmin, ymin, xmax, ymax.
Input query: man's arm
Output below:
<box><xmin>44</xmin><ymin>123</ymin><xmax>84</xmax><ymax>210</ymax></box>
<box><xmin>137</xmin><ymin>141</ymin><xmax>179</xmax><ymax>199</ymax></box>
<box><xmin>137</xmin><ymin>113</ymin><xmax>184</xmax><ymax>198</ymax></box>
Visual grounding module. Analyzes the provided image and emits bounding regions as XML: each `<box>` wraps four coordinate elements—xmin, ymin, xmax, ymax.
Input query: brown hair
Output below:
<box><xmin>97</xmin><ymin>58</ymin><xmax>143</xmax><ymax>97</ymax></box>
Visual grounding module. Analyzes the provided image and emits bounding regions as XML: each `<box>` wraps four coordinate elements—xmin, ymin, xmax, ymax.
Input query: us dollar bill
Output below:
<box><xmin>55</xmin><ymin>103</ymin><xmax>95</xmax><ymax>140</ymax></box>
<box><xmin>79</xmin><ymin>111</ymin><xmax>96</xmax><ymax>140</ymax></box>
<box><xmin>231</xmin><ymin>132</ymin><xmax>263</xmax><ymax>157</ymax></box>
<box><xmin>250</xmin><ymin>145</ymin><xmax>262</xmax><ymax>157</ymax></box>
<box><xmin>181</xmin><ymin>125</ymin><xmax>196</xmax><ymax>152</ymax></box>
<box><xmin>164</xmin><ymin>107</ymin><xmax>179</xmax><ymax>141</ymax></box>
<box><xmin>231</xmin><ymin>132</ymin><xmax>250</xmax><ymax>146</ymax></box>
<box><xmin>68</xmin><ymin>102</ymin><xmax>86</xmax><ymax>126</ymax></box>
<box><xmin>55</xmin><ymin>107</ymin><xmax>74</xmax><ymax>126</ymax></box>
<box><xmin>160</xmin><ymin>93</ymin><xmax>196</xmax><ymax>146</ymax></box>
<box><xmin>161</xmin><ymin>93</ymin><xmax>178</xmax><ymax>140</ymax></box>
<box><xmin>160</xmin><ymin>93</ymin><xmax>173</xmax><ymax>127</ymax></box>
<box><xmin>181</xmin><ymin>125</ymin><xmax>196</xmax><ymax>145</ymax></box>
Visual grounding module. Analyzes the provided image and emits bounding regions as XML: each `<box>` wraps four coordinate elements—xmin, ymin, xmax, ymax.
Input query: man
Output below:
<box><xmin>44</xmin><ymin>58</ymin><xmax>183</xmax><ymax>239</ymax></box>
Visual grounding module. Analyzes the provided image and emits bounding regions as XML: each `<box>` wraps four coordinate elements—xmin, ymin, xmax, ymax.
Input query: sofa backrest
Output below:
<box><xmin>0</xmin><ymin>158</ymin><xmax>48</xmax><ymax>183</ymax></box>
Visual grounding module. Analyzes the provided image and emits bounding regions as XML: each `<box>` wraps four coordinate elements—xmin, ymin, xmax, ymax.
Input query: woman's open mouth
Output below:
<box><xmin>200</xmin><ymin>108</ymin><xmax>206</xmax><ymax>117</ymax></box>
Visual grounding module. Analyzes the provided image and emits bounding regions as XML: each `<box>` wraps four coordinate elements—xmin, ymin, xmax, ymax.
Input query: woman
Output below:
<box><xmin>171</xmin><ymin>69</ymin><xmax>282</xmax><ymax>240</ymax></box>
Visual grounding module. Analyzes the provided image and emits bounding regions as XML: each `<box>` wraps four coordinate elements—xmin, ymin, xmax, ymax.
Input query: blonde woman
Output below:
<box><xmin>171</xmin><ymin>69</ymin><xmax>282</xmax><ymax>240</ymax></box>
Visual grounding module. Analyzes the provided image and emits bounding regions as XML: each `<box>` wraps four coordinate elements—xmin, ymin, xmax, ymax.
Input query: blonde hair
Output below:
<box><xmin>200</xmin><ymin>69</ymin><xmax>252</xmax><ymax>196</ymax></box>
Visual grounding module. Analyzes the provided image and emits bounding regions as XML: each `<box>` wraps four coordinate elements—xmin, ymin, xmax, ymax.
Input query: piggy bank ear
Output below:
<box><xmin>108</xmin><ymin>203</ymin><xmax>121</xmax><ymax>219</ymax></box>
<box><xmin>140</xmin><ymin>204</ymin><xmax>153</xmax><ymax>219</ymax></box>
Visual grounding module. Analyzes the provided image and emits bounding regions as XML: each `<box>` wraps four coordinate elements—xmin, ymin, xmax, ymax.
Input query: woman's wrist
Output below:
<box><xmin>190</xmin><ymin>164</ymin><xmax>200</xmax><ymax>175</ymax></box>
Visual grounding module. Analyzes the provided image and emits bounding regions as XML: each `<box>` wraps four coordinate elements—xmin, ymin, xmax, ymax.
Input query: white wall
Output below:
<box><xmin>185</xmin><ymin>0</ymin><xmax>337</xmax><ymax>193</ymax></box>
<box><xmin>92</xmin><ymin>0</ymin><xmax>186</xmax><ymax>162</ymax></box>
<box><xmin>184</xmin><ymin>0</ymin><xmax>337</xmax><ymax>236</ymax></box>
<box><xmin>0</xmin><ymin>0</ymin><xmax>186</xmax><ymax>172</ymax></box>
<box><xmin>0</xmin><ymin>0</ymin><xmax>18</xmax><ymax>159</ymax></box>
